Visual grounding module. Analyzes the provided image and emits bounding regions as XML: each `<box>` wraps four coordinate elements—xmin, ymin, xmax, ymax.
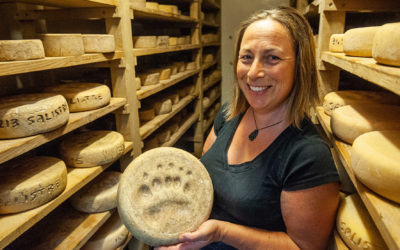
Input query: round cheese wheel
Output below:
<box><xmin>156</xmin><ymin>36</ymin><xmax>169</xmax><ymax>48</ymax></box>
<box><xmin>154</xmin><ymin>99</ymin><xmax>172</xmax><ymax>115</ymax></box>
<box><xmin>133</xmin><ymin>36</ymin><xmax>157</xmax><ymax>48</ymax></box>
<box><xmin>343</xmin><ymin>26</ymin><xmax>379</xmax><ymax>57</ymax></box>
<box><xmin>169</xmin><ymin>37</ymin><xmax>178</xmax><ymax>46</ymax></box>
<box><xmin>135</xmin><ymin>77</ymin><xmax>141</xmax><ymax>90</ymax></box>
<box><xmin>130</xmin><ymin>0</ymin><xmax>146</xmax><ymax>8</ymax></box>
<box><xmin>44</xmin><ymin>82</ymin><xmax>111</xmax><ymax>112</ymax></box>
<box><xmin>59</xmin><ymin>130</ymin><xmax>125</xmax><ymax>167</ymax></box>
<box><xmin>330</xmin><ymin>103</ymin><xmax>400</xmax><ymax>144</ymax></box>
<box><xmin>0</xmin><ymin>39</ymin><xmax>45</xmax><ymax>61</ymax></box>
<box><xmin>70</xmin><ymin>171</ymin><xmax>121</xmax><ymax>213</ymax></box>
<box><xmin>323</xmin><ymin>90</ymin><xmax>400</xmax><ymax>116</ymax></box>
<box><xmin>185</xmin><ymin>61</ymin><xmax>197</xmax><ymax>70</ymax></box>
<box><xmin>82</xmin><ymin>34</ymin><xmax>115</xmax><ymax>53</ymax></box>
<box><xmin>203</xmin><ymin>53</ymin><xmax>214</xmax><ymax>63</ymax></box>
<box><xmin>372</xmin><ymin>22</ymin><xmax>400</xmax><ymax>67</ymax></box>
<box><xmin>352</xmin><ymin>130</ymin><xmax>400</xmax><ymax>203</ymax></box>
<box><xmin>138</xmin><ymin>72</ymin><xmax>160</xmax><ymax>86</ymax></box>
<box><xmin>139</xmin><ymin>107</ymin><xmax>155</xmax><ymax>122</ymax></box>
<box><xmin>82</xmin><ymin>212</ymin><xmax>129</xmax><ymax>250</ymax></box>
<box><xmin>329</xmin><ymin>34</ymin><xmax>344</xmax><ymax>53</ymax></box>
<box><xmin>158</xmin><ymin>4</ymin><xmax>178</xmax><ymax>14</ymax></box>
<box><xmin>40</xmin><ymin>33</ymin><xmax>84</xmax><ymax>57</ymax></box>
<box><xmin>0</xmin><ymin>93</ymin><xmax>69</xmax><ymax>139</ymax></box>
<box><xmin>118</xmin><ymin>147</ymin><xmax>213</xmax><ymax>246</ymax></box>
<box><xmin>145</xmin><ymin>2</ymin><xmax>159</xmax><ymax>10</ymax></box>
<box><xmin>148</xmin><ymin>68</ymin><xmax>171</xmax><ymax>80</ymax></box>
<box><xmin>157</xmin><ymin>129</ymin><xmax>171</xmax><ymax>144</ymax></box>
<box><xmin>0</xmin><ymin>156</ymin><xmax>67</xmax><ymax>214</ymax></box>
<box><xmin>337</xmin><ymin>194</ymin><xmax>386</xmax><ymax>250</ymax></box>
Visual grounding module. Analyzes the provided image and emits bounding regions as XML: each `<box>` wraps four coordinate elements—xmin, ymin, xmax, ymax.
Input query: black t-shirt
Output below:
<box><xmin>200</xmin><ymin>105</ymin><xmax>339</xmax><ymax>233</ymax></box>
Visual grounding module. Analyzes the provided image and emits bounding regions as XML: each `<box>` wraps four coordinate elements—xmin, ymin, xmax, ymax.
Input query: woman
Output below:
<box><xmin>158</xmin><ymin>6</ymin><xmax>339</xmax><ymax>250</ymax></box>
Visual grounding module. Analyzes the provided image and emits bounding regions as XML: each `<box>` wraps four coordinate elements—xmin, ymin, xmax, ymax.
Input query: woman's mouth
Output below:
<box><xmin>248</xmin><ymin>84</ymin><xmax>271</xmax><ymax>93</ymax></box>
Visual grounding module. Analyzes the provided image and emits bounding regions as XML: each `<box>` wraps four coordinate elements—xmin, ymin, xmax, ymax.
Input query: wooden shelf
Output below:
<box><xmin>133</xmin><ymin>44</ymin><xmax>200</xmax><ymax>57</ymax></box>
<box><xmin>139</xmin><ymin>95</ymin><xmax>195</xmax><ymax>139</ymax></box>
<box><xmin>131</xmin><ymin>6</ymin><xmax>197</xmax><ymax>23</ymax></box>
<box><xmin>203</xmin><ymin>91</ymin><xmax>220</xmax><ymax>111</ymax></box>
<box><xmin>203</xmin><ymin>75</ymin><xmax>221</xmax><ymax>92</ymax></box>
<box><xmin>203</xmin><ymin>109</ymin><xmax>218</xmax><ymax>134</ymax></box>
<box><xmin>202</xmin><ymin>20</ymin><xmax>219</xmax><ymax>27</ymax></box>
<box><xmin>0</xmin><ymin>140</ymin><xmax>132</xmax><ymax>249</ymax></box>
<box><xmin>162</xmin><ymin>112</ymin><xmax>198</xmax><ymax>147</ymax></box>
<box><xmin>202</xmin><ymin>59</ymin><xmax>218</xmax><ymax>70</ymax></box>
<box><xmin>0</xmin><ymin>52</ymin><xmax>123</xmax><ymax>77</ymax></box>
<box><xmin>321</xmin><ymin>52</ymin><xmax>400</xmax><ymax>96</ymax></box>
<box><xmin>7</xmin><ymin>204</ymin><xmax>114</xmax><ymax>249</ymax></box>
<box><xmin>136</xmin><ymin>69</ymin><xmax>200</xmax><ymax>100</ymax></box>
<box><xmin>0</xmin><ymin>97</ymin><xmax>126</xmax><ymax>165</ymax></box>
<box><xmin>315</xmin><ymin>106</ymin><xmax>400</xmax><ymax>250</ymax></box>
<box><xmin>203</xmin><ymin>42</ymin><xmax>220</xmax><ymax>47</ymax></box>
<box><xmin>0</xmin><ymin>0</ymin><xmax>118</xmax><ymax>8</ymax></box>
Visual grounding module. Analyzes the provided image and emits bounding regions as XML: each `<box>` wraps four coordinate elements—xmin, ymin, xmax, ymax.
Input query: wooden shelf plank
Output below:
<box><xmin>162</xmin><ymin>112</ymin><xmax>198</xmax><ymax>147</ymax></box>
<box><xmin>203</xmin><ymin>42</ymin><xmax>220</xmax><ymax>47</ymax></box>
<box><xmin>139</xmin><ymin>95</ymin><xmax>195</xmax><ymax>139</ymax></box>
<box><xmin>136</xmin><ymin>69</ymin><xmax>200</xmax><ymax>100</ymax></box>
<box><xmin>203</xmin><ymin>76</ymin><xmax>221</xmax><ymax>92</ymax></box>
<box><xmin>131</xmin><ymin>6</ymin><xmax>197</xmax><ymax>23</ymax></box>
<box><xmin>133</xmin><ymin>44</ymin><xmax>200</xmax><ymax>57</ymax></box>
<box><xmin>315</xmin><ymin>106</ymin><xmax>400</xmax><ymax>250</ymax></box>
<box><xmin>321</xmin><ymin>52</ymin><xmax>400</xmax><ymax>96</ymax></box>
<box><xmin>202</xmin><ymin>20</ymin><xmax>219</xmax><ymax>27</ymax></box>
<box><xmin>7</xmin><ymin>204</ymin><xmax>114</xmax><ymax>249</ymax></box>
<box><xmin>203</xmin><ymin>92</ymin><xmax>220</xmax><ymax>111</ymax></box>
<box><xmin>0</xmin><ymin>97</ymin><xmax>126</xmax><ymax>165</ymax></box>
<box><xmin>202</xmin><ymin>59</ymin><xmax>218</xmax><ymax>70</ymax></box>
<box><xmin>203</xmin><ymin>108</ymin><xmax>219</xmax><ymax>134</ymax></box>
<box><xmin>0</xmin><ymin>0</ymin><xmax>118</xmax><ymax>7</ymax></box>
<box><xmin>0</xmin><ymin>52</ymin><xmax>123</xmax><ymax>77</ymax></box>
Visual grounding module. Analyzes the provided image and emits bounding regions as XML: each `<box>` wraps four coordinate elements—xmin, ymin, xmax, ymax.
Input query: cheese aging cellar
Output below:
<box><xmin>0</xmin><ymin>0</ymin><xmax>400</xmax><ymax>249</ymax></box>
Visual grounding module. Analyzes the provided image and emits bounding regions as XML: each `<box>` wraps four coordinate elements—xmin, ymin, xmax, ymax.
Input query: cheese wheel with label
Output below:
<box><xmin>59</xmin><ymin>130</ymin><xmax>125</xmax><ymax>167</ymax></box>
<box><xmin>40</xmin><ymin>33</ymin><xmax>84</xmax><ymax>57</ymax></box>
<box><xmin>330</xmin><ymin>104</ymin><xmax>400</xmax><ymax>144</ymax></box>
<box><xmin>0</xmin><ymin>40</ymin><xmax>45</xmax><ymax>61</ymax></box>
<box><xmin>337</xmin><ymin>194</ymin><xmax>386</xmax><ymax>250</ymax></box>
<box><xmin>343</xmin><ymin>27</ymin><xmax>379</xmax><ymax>57</ymax></box>
<box><xmin>82</xmin><ymin>34</ymin><xmax>115</xmax><ymax>53</ymax></box>
<box><xmin>44</xmin><ymin>82</ymin><xmax>111</xmax><ymax>112</ymax></box>
<box><xmin>323</xmin><ymin>90</ymin><xmax>400</xmax><ymax>116</ymax></box>
<box><xmin>372</xmin><ymin>22</ymin><xmax>400</xmax><ymax>67</ymax></box>
<box><xmin>352</xmin><ymin>130</ymin><xmax>400</xmax><ymax>203</ymax></box>
<box><xmin>70</xmin><ymin>171</ymin><xmax>121</xmax><ymax>213</ymax></box>
<box><xmin>0</xmin><ymin>156</ymin><xmax>67</xmax><ymax>214</ymax></box>
<box><xmin>82</xmin><ymin>212</ymin><xmax>129</xmax><ymax>250</ymax></box>
<box><xmin>329</xmin><ymin>34</ymin><xmax>344</xmax><ymax>53</ymax></box>
<box><xmin>0</xmin><ymin>93</ymin><xmax>69</xmax><ymax>139</ymax></box>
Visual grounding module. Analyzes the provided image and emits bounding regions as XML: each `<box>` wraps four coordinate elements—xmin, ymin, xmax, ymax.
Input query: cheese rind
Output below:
<box><xmin>343</xmin><ymin>27</ymin><xmax>379</xmax><ymax>57</ymax></box>
<box><xmin>70</xmin><ymin>171</ymin><xmax>121</xmax><ymax>213</ymax></box>
<box><xmin>133</xmin><ymin>36</ymin><xmax>157</xmax><ymax>48</ymax></box>
<box><xmin>154</xmin><ymin>99</ymin><xmax>172</xmax><ymax>115</ymax></box>
<box><xmin>0</xmin><ymin>93</ymin><xmax>69</xmax><ymax>139</ymax></box>
<box><xmin>330</xmin><ymin>104</ymin><xmax>400</xmax><ymax>144</ymax></box>
<box><xmin>372</xmin><ymin>22</ymin><xmax>400</xmax><ymax>67</ymax></box>
<box><xmin>82</xmin><ymin>34</ymin><xmax>115</xmax><ymax>53</ymax></box>
<box><xmin>323</xmin><ymin>90</ymin><xmax>400</xmax><ymax>116</ymax></box>
<box><xmin>329</xmin><ymin>34</ymin><xmax>344</xmax><ymax>53</ymax></box>
<box><xmin>44</xmin><ymin>82</ymin><xmax>111</xmax><ymax>112</ymax></box>
<box><xmin>138</xmin><ymin>72</ymin><xmax>160</xmax><ymax>86</ymax></box>
<box><xmin>0</xmin><ymin>40</ymin><xmax>45</xmax><ymax>61</ymax></box>
<box><xmin>40</xmin><ymin>33</ymin><xmax>84</xmax><ymax>57</ymax></box>
<box><xmin>351</xmin><ymin>130</ymin><xmax>400</xmax><ymax>203</ymax></box>
<box><xmin>59</xmin><ymin>130</ymin><xmax>125</xmax><ymax>167</ymax></box>
<box><xmin>337</xmin><ymin>194</ymin><xmax>386</xmax><ymax>250</ymax></box>
<box><xmin>0</xmin><ymin>156</ymin><xmax>67</xmax><ymax>214</ymax></box>
<box><xmin>82</xmin><ymin>212</ymin><xmax>129</xmax><ymax>250</ymax></box>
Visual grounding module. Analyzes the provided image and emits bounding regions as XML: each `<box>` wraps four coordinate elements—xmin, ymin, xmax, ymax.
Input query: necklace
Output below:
<box><xmin>248</xmin><ymin>109</ymin><xmax>283</xmax><ymax>141</ymax></box>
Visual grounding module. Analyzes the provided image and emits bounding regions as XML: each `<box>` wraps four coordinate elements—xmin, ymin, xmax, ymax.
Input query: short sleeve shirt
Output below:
<box><xmin>200</xmin><ymin>105</ymin><xmax>339</xmax><ymax>232</ymax></box>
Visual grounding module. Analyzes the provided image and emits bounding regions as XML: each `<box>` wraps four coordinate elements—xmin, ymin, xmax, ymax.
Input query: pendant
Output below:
<box><xmin>248</xmin><ymin>129</ymin><xmax>258</xmax><ymax>141</ymax></box>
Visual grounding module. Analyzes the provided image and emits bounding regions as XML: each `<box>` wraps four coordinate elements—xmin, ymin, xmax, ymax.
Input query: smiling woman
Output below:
<box><xmin>155</xmin><ymin>6</ymin><xmax>339</xmax><ymax>250</ymax></box>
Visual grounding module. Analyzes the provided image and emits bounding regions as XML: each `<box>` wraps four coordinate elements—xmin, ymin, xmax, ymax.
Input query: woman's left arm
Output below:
<box><xmin>156</xmin><ymin>182</ymin><xmax>339</xmax><ymax>250</ymax></box>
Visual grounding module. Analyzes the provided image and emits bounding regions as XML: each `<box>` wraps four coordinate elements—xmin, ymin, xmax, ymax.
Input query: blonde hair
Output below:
<box><xmin>227</xmin><ymin>6</ymin><xmax>318</xmax><ymax>128</ymax></box>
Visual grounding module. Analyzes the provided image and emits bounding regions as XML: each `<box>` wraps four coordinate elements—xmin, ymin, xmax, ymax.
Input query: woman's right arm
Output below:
<box><xmin>202</xmin><ymin>126</ymin><xmax>217</xmax><ymax>155</ymax></box>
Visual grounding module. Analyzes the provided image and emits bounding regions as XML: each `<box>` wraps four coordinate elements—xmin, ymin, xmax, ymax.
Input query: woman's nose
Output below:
<box><xmin>247</xmin><ymin>59</ymin><xmax>265</xmax><ymax>80</ymax></box>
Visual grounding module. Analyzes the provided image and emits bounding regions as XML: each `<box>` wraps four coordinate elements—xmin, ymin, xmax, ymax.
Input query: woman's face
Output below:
<box><xmin>237</xmin><ymin>18</ymin><xmax>295</xmax><ymax>114</ymax></box>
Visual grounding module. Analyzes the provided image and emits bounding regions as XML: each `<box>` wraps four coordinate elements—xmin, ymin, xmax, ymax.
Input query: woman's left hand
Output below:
<box><xmin>155</xmin><ymin>219</ymin><xmax>222</xmax><ymax>250</ymax></box>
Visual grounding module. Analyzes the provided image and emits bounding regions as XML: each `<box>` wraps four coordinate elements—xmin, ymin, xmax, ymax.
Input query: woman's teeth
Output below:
<box><xmin>249</xmin><ymin>85</ymin><xmax>269</xmax><ymax>92</ymax></box>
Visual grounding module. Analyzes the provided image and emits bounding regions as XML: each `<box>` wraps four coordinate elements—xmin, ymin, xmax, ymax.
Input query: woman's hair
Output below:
<box><xmin>226</xmin><ymin>6</ymin><xmax>318</xmax><ymax>128</ymax></box>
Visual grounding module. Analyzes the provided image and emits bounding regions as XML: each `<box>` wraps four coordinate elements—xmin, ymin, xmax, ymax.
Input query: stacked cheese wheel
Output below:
<box><xmin>0</xmin><ymin>39</ymin><xmax>45</xmax><ymax>61</ymax></box>
<box><xmin>337</xmin><ymin>194</ymin><xmax>387</xmax><ymax>249</ymax></box>
<box><xmin>70</xmin><ymin>171</ymin><xmax>121</xmax><ymax>213</ymax></box>
<box><xmin>0</xmin><ymin>93</ymin><xmax>69</xmax><ymax>139</ymax></box>
<box><xmin>59</xmin><ymin>130</ymin><xmax>125</xmax><ymax>168</ymax></box>
<box><xmin>0</xmin><ymin>156</ymin><xmax>67</xmax><ymax>214</ymax></box>
<box><xmin>44</xmin><ymin>82</ymin><xmax>111</xmax><ymax>112</ymax></box>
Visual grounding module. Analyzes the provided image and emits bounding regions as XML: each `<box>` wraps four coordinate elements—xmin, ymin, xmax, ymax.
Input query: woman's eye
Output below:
<box><xmin>239</xmin><ymin>55</ymin><xmax>252</xmax><ymax>62</ymax></box>
<box><xmin>266</xmin><ymin>55</ymin><xmax>281</xmax><ymax>64</ymax></box>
